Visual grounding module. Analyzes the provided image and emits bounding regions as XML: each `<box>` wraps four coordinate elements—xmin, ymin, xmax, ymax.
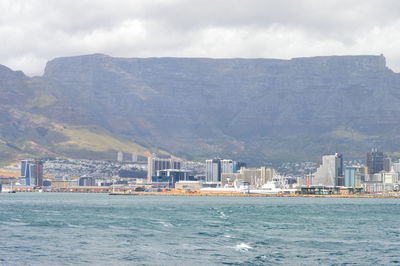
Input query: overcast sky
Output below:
<box><xmin>1</xmin><ymin>0</ymin><xmax>400</xmax><ymax>75</ymax></box>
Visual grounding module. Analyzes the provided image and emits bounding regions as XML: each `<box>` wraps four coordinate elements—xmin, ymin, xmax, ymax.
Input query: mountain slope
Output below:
<box><xmin>1</xmin><ymin>54</ymin><xmax>400</xmax><ymax>164</ymax></box>
<box><xmin>0</xmin><ymin>64</ymin><xmax>154</xmax><ymax>162</ymax></box>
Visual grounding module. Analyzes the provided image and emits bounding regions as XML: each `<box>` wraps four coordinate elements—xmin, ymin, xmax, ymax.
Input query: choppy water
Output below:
<box><xmin>1</xmin><ymin>193</ymin><xmax>400</xmax><ymax>265</ymax></box>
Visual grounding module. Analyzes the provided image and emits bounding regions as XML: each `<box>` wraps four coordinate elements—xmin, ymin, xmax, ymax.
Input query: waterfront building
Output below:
<box><xmin>155</xmin><ymin>169</ymin><xmax>191</xmax><ymax>186</ymax></box>
<box><xmin>313</xmin><ymin>153</ymin><xmax>344</xmax><ymax>186</ymax></box>
<box><xmin>366</xmin><ymin>149</ymin><xmax>384</xmax><ymax>174</ymax></box>
<box><xmin>21</xmin><ymin>159</ymin><xmax>43</xmax><ymax>187</ymax></box>
<box><xmin>221</xmin><ymin>166</ymin><xmax>274</xmax><ymax>188</ymax></box>
<box><xmin>147</xmin><ymin>156</ymin><xmax>181</xmax><ymax>182</ymax></box>
<box><xmin>79</xmin><ymin>177</ymin><xmax>96</xmax><ymax>186</ymax></box>
<box><xmin>175</xmin><ymin>181</ymin><xmax>202</xmax><ymax>190</ymax></box>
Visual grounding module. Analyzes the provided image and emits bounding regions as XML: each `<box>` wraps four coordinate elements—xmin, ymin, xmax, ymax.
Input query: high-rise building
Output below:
<box><xmin>366</xmin><ymin>149</ymin><xmax>384</xmax><ymax>174</ymax></box>
<box><xmin>313</xmin><ymin>153</ymin><xmax>344</xmax><ymax>186</ymax></box>
<box><xmin>221</xmin><ymin>159</ymin><xmax>234</xmax><ymax>174</ymax></box>
<box><xmin>344</xmin><ymin>167</ymin><xmax>363</xmax><ymax>187</ymax></box>
<box><xmin>205</xmin><ymin>159</ymin><xmax>221</xmax><ymax>183</ymax></box>
<box><xmin>234</xmin><ymin>162</ymin><xmax>247</xmax><ymax>173</ymax></box>
<box><xmin>206</xmin><ymin>159</ymin><xmax>246</xmax><ymax>183</ymax></box>
<box><xmin>384</xmin><ymin>157</ymin><xmax>392</xmax><ymax>172</ymax></box>
<box><xmin>21</xmin><ymin>159</ymin><xmax>43</xmax><ymax>187</ymax></box>
<box><xmin>147</xmin><ymin>156</ymin><xmax>181</xmax><ymax>182</ymax></box>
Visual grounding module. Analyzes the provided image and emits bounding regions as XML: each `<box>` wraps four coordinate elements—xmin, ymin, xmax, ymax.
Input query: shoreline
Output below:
<box><xmin>108</xmin><ymin>191</ymin><xmax>400</xmax><ymax>198</ymax></box>
<box><xmin>3</xmin><ymin>190</ymin><xmax>400</xmax><ymax>198</ymax></box>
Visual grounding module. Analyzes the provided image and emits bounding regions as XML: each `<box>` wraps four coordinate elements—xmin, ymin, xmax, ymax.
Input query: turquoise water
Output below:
<box><xmin>1</xmin><ymin>193</ymin><xmax>400</xmax><ymax>265</ymax></box>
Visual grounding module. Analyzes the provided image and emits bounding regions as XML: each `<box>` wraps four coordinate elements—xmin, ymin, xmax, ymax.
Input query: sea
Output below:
<box><xmin>1</xmin><ymin>193</ymin><xmax>400</xmax><ymax>265</ymax></box>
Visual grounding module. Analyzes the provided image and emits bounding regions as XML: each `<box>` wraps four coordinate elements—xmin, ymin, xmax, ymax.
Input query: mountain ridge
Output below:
<box><xmin>1</xmin><ymin>54</ymin><xmax>399</xmax><ymax>165</ymax></box>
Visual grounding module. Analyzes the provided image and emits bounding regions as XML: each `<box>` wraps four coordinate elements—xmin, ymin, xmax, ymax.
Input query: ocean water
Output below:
<box><xmin>1</xmin><ymin>193</ymin><xmax>400</xmax><ymax>265</ymax></box>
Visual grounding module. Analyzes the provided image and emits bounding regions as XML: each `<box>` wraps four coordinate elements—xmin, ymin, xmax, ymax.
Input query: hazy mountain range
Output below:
<box><xmin>1</xmin><ymin>54</ymin><xmax>399</xmax><ymax>165</ymax></box>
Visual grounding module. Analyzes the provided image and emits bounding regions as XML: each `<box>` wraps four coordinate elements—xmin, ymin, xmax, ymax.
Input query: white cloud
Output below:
<box><xmin>1</xmin><ymin>0</ymin><xmax>400</xmax><ymax>75</ymax></box>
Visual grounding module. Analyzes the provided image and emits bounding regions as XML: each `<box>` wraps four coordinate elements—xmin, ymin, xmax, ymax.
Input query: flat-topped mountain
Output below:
<box><xmin>1</xmin><ymin>54</ymin><xmax>399</xmax><ymax>164</ymax></box>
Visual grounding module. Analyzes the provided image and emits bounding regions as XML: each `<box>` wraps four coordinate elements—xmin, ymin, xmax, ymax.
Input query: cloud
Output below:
<box><xmin>1</xmin><ymin>0</ymin><xmax>400</xmax><ymax>75</ymax></box>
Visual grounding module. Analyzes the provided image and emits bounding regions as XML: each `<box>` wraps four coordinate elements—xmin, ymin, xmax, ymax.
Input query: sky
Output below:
<box><xmin>1</xmin><ymin>0</ymin><xmax>400</xmax><ymax>76</ymax></box>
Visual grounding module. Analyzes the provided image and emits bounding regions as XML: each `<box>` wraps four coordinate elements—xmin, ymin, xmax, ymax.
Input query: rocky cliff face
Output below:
<box><xmin>1</xmin><ymin>54</ymin><xmax>400</xmax><ymax>164</ymax></box>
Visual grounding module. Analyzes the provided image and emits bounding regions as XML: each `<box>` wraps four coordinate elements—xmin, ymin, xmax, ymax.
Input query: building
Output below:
<box><xmin>221</xmin><ymin>166</ymin><xmax>274</xmax><ymax>188</ymax></box>
<box><xmin>21</xmin><ymin>159</ymin><xmax>43</xmax><ymax>187</ymax></box>
<box><xmin>221</xmin><ymin>159</ymin><xmax>234</xmax><ymax>174</ymax></box>
<box><xmin>384</xmin><ymin>157</ymin><xmax>392</xmax><ymax>172</ymax></box>
<box><xmin>205</xmin><ymin>159</ymin><xmax>221</xmax><ymax>183</ymax></box>
<box><xmin>393</xmin><ymin>160</ymin><xmax>400</xmax><ymax>173</ymax></box>
<box><xmin>153</xmin><ymin>169</ymin><xmax>191</xmax><ymax>187</ymax></box>
<box><xmin>234</xmin><ymin>162</ymin><xmax>247</xmax><ymax>173</ymax></box>
<box><xmin>147</xmin><ymin>156</ymin><xmax>181</xmax><ymax>182</ymax></box>
<box><xmin>117</xmin><ymin>151</ymin><xmax>124</xmax><ymax>162</ymax></box>
<box><xmin>313</xmin><ymin>153</ymin><xmax>344</xmax><ymax>186</ymax></box>
<box><xmin>366</xmin><ymin>149</ymin><xmax>384</xmax><ymax>174</ymax></box>
<box><xmin>344</xmin><ymin>167</ymin><xmax>362</xmax><ymax>187</ymax></box>
<box><xmin>175</xmin><ymin>181</ymin><xmax>202</xmax><ymax>190</ymax></box>
<box><xmin>382</xmin><ymin>169</ymin><xmax>398</xmax><ymax>184</ymax></box>
<box><xmin>79</xmin><ymin>177</ymin><xmax>96</xmax><ymax>186</ymax></box>
<box><xmin>206</xmin><ymin>159</ymin><xmax>246</xmax><ymax>183</ymax></box>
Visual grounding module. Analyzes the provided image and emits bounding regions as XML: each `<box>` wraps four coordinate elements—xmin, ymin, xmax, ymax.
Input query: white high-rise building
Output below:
<box><xmin>221</xmin><ymin>159</ymin><xmax>234</xmax><ymax>174</ymax></box>
<box><xmin>313</xmin><ymin>153</ymin><xmax>344</xmax><ymax>186</ymax></box>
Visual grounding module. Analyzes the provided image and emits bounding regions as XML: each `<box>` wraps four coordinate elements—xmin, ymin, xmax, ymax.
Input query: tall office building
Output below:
<box><xmin>221</xmin><ymin>159</ymin><xmax>234</xmax><ymax>174</ymax></box>
<box><xmin>344</xmin><ymin>167</ymin><xmax>363</xmax><ymax>187</ymax></box>
<box><xmin>366</xmin><ymin>149</ymin><xmax>384</xmax><ymax>174</ymax></box>
<box><xmin>205</xmin><ymin>159</ymin><xmax>222</xmax><ymax>182</ymax></box>
<box><xmin>313</xmin><ymin>153</ymin><xmax>344</xmax><ymax>186</ymax></box>
<box><xmin>206</xmin><ymin>159</ymin><xmax>247</xmax><ymax>183</ymax></box>
<box><xmin>147</xmin><ymin>156</ymin><xmax>181</xmax><ymax>182</ymax></box>
<box><xmin>234</xmin><ymin>162</ymin><xmax>247</xmax><ymax>173</ymax></box>
<box><xmin>21</xmin><ymin>159</ymin><xmax>43</xmax><ymax>187</ymax></box>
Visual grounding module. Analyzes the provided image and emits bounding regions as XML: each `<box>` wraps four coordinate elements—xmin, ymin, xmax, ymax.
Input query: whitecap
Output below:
<box><xmin>234</xmin><ymin>243</ymin><xmax>253</xmax><ymax>251</ymax></box>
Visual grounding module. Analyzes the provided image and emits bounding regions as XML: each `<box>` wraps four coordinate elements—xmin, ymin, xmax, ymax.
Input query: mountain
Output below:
<box><xmin>1</xmin><ymin>54</ymin><xmax>400</xmax><ymax>164</ymax></box>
